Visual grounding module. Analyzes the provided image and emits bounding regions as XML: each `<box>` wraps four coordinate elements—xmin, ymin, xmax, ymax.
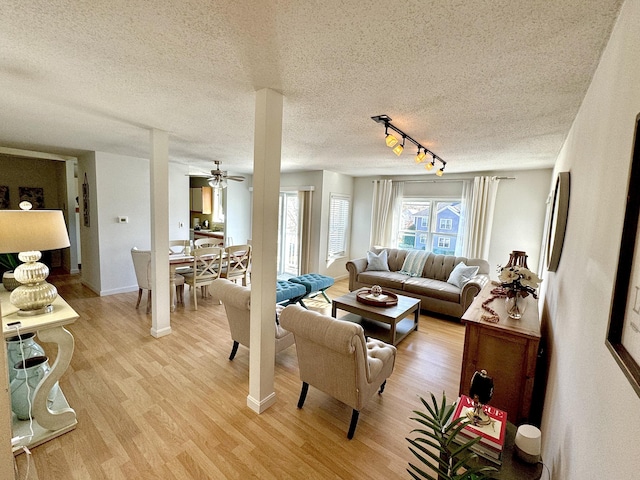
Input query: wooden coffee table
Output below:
<box><xmin>331</xmin><ymin>289</ymin><xmax>420</xmax><ymax>346</ymax></box>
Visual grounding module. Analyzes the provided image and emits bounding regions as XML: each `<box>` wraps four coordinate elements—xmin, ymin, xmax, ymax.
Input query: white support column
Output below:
<box><xmin>150</xmin><ymin>129</ymin><xmax>171</xmax><ymax>338</ymax></box>
<box><xmin>247</xmin><ymin>88</ymin><xmax>283</xmax><ymax>413</ymax></box>
<box><xmin>0</xmin><ymin>301</ymin><xmax>14</xmax><ymax>480</ymax></box>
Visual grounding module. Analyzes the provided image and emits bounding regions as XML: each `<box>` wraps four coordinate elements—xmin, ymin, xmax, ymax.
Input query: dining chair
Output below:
<box><xmin>180</xmin><ymin>246</ymin><xmax>223</xmax><ymax>310</ymax></box>
<box><xmin>131</xmin><ymin>247</ymin><xmax>185</xmax><ymax>313</ymax></box>
<box><xmin>221</xmin><ymin>244</ymin><xmax>252</xmax><ymax>286</ymax></box>
<box><xmin>194</xmin><ymin>237</ymin><xmax>223</xmax><ymax>248</ymax></box>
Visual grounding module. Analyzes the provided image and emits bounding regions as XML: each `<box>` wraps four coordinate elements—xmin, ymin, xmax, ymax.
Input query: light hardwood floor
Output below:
<box><xmin>13</xmin><ymin>275</ymin><xmax>466</xmax><ymax>479</ymax></box>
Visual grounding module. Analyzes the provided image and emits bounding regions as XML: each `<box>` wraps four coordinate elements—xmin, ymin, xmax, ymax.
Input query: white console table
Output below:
<box><xmin>1</xmin><ymin>286</ymin><xmax>78</xmax><ymax>452</ymax></box>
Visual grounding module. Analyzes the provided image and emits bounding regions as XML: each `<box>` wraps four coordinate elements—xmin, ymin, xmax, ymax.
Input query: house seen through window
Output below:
<box><xmin>396</xmin><ymin>198</ymin><xmax>461</xmax><ymax>255</ymax></box>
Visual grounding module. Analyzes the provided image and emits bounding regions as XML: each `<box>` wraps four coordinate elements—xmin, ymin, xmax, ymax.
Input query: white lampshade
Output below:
<box><xmin>0</xmin><ymin>210</ymin><xmax>70</xmax><ymax>253</ymax></box>
<box><xmin>514</xmin><ymin>424</ymin><xmax>542</xmax><ymax>464</ymax></box>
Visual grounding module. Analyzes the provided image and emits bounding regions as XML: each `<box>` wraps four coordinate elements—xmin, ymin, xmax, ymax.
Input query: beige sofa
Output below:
<box><xmin>346</xmin><ymin>248</ymin><xmax>490</xmax><ymax>318</ymax></box>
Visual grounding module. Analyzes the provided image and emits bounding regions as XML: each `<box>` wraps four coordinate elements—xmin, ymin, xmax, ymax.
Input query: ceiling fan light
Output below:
<box><xmin>385</xmin><ymin>134</ymin><xmax>398</xmax><ymax>148</ymax></box>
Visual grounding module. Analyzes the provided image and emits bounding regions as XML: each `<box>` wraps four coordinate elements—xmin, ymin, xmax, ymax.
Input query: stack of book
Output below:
<box><xmin>452</xmin><ymin>394</ymin><xmax>507</xmax><ymax>465</ymax></box>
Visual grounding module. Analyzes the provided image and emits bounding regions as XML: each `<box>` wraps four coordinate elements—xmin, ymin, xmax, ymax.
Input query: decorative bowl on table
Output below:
<box><xmin>356</xmin><ymin>287</ymin><xmax>399</xmax><ymax>307</ymax></box>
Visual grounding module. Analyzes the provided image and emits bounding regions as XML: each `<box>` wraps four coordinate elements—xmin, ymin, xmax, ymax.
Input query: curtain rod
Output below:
<box><xmin>372</xmin><ymin>176</ymin><xmax>516</xmax><ymax>184</ymax></box>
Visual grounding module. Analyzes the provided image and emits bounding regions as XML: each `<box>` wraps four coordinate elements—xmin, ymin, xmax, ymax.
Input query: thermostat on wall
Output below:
<box><xmin>118</xmin><ymin>216</ymin><xmax>129</xmax><ymax>223</ymax></box>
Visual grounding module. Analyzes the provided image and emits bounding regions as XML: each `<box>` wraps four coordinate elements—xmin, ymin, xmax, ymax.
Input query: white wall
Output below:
<box><xmin>539</xmin><ymin>1</ymin><xmax>640</xmax><ymax>478</ymax></box>
<box><xmin>78</xmin><ymin>151</ymin><xmax>190</xmax><ymax>295</ymax></box>
<box><xmin>225</xmin><ymin>174</ymin><xmax>252</xmax><ymax>245</ymax></box>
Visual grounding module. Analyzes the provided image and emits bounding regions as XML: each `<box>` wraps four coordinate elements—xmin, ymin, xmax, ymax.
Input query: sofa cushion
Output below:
<box><xmin>357</xmin><ymin>271</ymin><xmax>409</xmax><ymax>290</ymax></box>
<box><xmin>399</xmin><ymin>250</ymin><xmax>430</xmax><ymax>277</ymax></box>
<box><xmin>366</xmin><ymin>250</ymin><xmax>390</xmax><ymax>271</ymax></box>
<box><xmin>447</xmin><ymin>262</ymin><xmax>479</xmax><ymax>288</ymax></box>
<box><xmin>402</xmin><ymin>277</ymin><xmax>461</xmax><ymax>303</ymax></box>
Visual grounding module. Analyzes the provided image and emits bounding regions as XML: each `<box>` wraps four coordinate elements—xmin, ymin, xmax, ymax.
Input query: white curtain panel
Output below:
<box><xmin>462</xmin><ymin>176</ymin><xmax>501</xmax><ymax>259</ymax></box>
<box><xmin>370</xmin><ymin>180</ymin><xmax>404</xmax><ymax>248</ymax></box>
<box><xmin>370</xmin><ymin>179</ymin><xmax>393</xmax><ymax>247</ymax></box>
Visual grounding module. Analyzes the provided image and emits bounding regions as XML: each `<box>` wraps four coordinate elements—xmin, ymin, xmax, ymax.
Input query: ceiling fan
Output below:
<box><xmin>189</xmin><ymin>160</ymin><xmax>245</xmax><ymax>188</ymax></box>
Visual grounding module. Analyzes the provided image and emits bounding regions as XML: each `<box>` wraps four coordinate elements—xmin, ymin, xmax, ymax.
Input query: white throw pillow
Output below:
<box><xmin>447</xmin><ymin>262</ymin><xmax>479</xmax><ymax>288</ymax></box>
<box><xmin>366</xmin><ymin>250</ymin><xmax>390</xmax><ymax>271</ymax></box>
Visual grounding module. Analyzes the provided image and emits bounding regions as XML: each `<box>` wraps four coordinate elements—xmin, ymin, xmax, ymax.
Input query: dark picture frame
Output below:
<box><xmin>607</xmin><ymin>112</ymin><xmax>640</xmax><ymax>398</ymax></box>
<box><xmin>18</xmin><ymin>186</ymin><xmax>44</xmax><ymax>209</ymax></box>
<box><xmin>0</xmin><ymin>186</ymin><xmax>9</xmax><ymax>209</ymax></box>
<box><xmin>546</xmin><ymin>171</ymin><xmax>570</xmax><ymax>272</ymax></box>
<box><xmin>82</xmin><ymin>173</ymin><xmax>90</xmax><ymax>227</ymax></box>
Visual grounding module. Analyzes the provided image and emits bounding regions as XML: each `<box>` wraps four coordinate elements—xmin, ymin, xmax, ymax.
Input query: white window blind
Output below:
<box><xmin>328</xmin><ymin>193</ymin><xmax>350</xmax><ymax>259</ymax></box>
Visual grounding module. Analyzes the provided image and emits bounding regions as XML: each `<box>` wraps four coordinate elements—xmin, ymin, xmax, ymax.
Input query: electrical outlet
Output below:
<box><xmin>118</xmin><ymin>216</ymin><xmax>129</xmax><ymax>223</ymax></box>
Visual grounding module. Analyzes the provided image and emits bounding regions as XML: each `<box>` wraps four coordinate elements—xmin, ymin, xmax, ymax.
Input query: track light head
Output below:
<box><xmin>386</xmin><ymin>134</ymin><xmax>398</xmax><ymax>148</ymax></box>
<box><xmin>392</xmin><ymin>136</ymin><xmax>405</xmax><ymax>156</ymax></box>
<box><xmin>436</xmin><ymin>168</ymin><xmax>444</xmax><ymax>177</ymax></box>
<box><xmin>425</xmin><ymin>160</ymin><xmax>434</xmax><ymax>171</ymax></box>
<box><xmin>415</xmin><ymin>149</ymin><xmax>426</xmax><ymax>163</ymax></box>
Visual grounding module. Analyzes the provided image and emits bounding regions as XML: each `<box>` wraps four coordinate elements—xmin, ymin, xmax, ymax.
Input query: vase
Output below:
<box><xmin>6</xmin><ymin>332</ymin><xmax>46</xmax><ymax>383</ymax></box>
<box><xmin>2</xmin><ymin>271</ymin><xmax>20</xmax><ymax>291</ymax></box>
<box><xmin>10</xmin><ymin>355</ymin><xmax>60</xmax><ymax>420</ymax></box>
<box><xmin>505</xmin><ymin>292</ymin><xmax>528</xmax><ymax>319</ymax></box>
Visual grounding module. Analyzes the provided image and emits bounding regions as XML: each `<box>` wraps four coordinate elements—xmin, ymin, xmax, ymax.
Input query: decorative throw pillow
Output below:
<box><xmin>399</xmin><ymin>250</ymin><xmax>430</xmax><ymax>277</ymax></box>
<box><xmin>447</xmin><ymin>262</ymin><xmax>479</xmax><ymax>288</ymax></box>
<box><xmin>365</xmin><ymin>250</ymin><xmax>390</xmax><ymax>271</ymax></box>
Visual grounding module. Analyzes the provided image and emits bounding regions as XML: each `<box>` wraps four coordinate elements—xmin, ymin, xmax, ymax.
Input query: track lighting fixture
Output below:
<box><xmin>372</xmin><ymin>114</ymin><xmax>447</xmax><ymax>175</ymax></box>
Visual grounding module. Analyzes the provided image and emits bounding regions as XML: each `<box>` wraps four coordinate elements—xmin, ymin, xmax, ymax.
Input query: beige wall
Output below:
<box><xmin>539</xmin><ymin>0</ymin><xmax>640</xmax><ymax>478</ymax></box>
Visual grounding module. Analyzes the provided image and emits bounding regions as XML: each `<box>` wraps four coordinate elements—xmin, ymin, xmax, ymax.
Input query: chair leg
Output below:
<box><xmin>136</xmin><ymin>288</ymin><xmax>142</xmax><ymax>309</ymax></box>
<box><xmin>229</xmin><ymin>341</ymin><xmax>239</xmax><ymax>360</ymax></box>
<box><xmin>378</xmin><ymin>380</ymin><xmax>387</xmax><ymax>394</ymax></box>
<box><xmin>297</xmin><ymin>382</ymin><xmax>309</xmax><ymax>409</ymax></box>
<box><xmin>347</xmin><ymin>410</ymin><xmax>360</xmax><ymax>440</ymax></box>
<box><xmin>321</xmin><ymin>289</ymin><xmax>331</xmax><ymax>303</ymax></box>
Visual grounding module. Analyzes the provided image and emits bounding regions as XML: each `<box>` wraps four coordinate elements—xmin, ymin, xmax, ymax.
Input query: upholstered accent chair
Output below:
<box><xmin>211</xmin><ymin>278</ymin><xmax>295</xmax><ymax>360</ymax></box>
<box><xmin>131</xmin><ymin>247</ymin><xmax>185</xmax><ymax>313</ymax></box>
<box><xmin>279</xmin><ymin>305</ymin><xmax>397</xmax><ymax>439</ymax></box>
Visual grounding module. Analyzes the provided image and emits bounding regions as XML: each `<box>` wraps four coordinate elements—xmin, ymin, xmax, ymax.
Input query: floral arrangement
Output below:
<box><xmin>497</xmin><ymin>264</ymin><xmax>542</xmax><ymax>298</ymax></box>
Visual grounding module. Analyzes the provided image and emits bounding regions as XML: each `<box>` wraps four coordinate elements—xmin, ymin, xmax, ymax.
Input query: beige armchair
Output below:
<box><xmin>279</xmin><ymin>305</ymin><xmax>397</xmax><ymax>439</ymax></box>
<box><xmin>211</xmin><ymin>278</ymin><xmax>294</xmax><ymax>360</ymax></box>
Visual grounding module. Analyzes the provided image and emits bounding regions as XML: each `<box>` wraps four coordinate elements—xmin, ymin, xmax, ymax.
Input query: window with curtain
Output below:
<box><xmin>327</xmin><ymin>193</ymin><xmax>351</xmax><ymax>259</ymax></box>
<box><xmin>396</xmin><ymin>197</ymin><xmax>461</xmax><ymax>254</ymax></box>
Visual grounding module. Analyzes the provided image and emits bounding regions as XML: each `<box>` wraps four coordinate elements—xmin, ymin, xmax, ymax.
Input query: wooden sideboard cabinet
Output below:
<box><xmin>459</xmin><ymin>284</ymin><xmax>541</xmax><ymax>425</ymax></box>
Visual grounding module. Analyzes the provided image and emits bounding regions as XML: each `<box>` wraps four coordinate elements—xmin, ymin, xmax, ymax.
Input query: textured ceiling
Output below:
<box><xmin>0</xmin><ymin>0</ymin><xmax>624</xmax><ymax>177</ymax></box>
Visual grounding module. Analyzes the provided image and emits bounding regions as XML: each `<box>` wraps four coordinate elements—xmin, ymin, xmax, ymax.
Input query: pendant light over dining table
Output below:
<box><xmin>372</xmin><ymin>114</ymin><xmax>447</xmax><ymax>176</ymax></box>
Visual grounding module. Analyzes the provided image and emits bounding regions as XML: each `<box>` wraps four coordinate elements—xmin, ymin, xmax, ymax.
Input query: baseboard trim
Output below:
<box><xmin>246</xmin><ymin>392</ymin><xmax>277</xmax><ymax>414</ymax></box>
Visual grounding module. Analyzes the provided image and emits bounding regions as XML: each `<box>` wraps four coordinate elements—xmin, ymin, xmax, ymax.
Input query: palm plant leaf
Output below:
<box><xmin>406</xmin><ymin>392</ymin><xmax>498</xmax><ymax>480</ymax></box>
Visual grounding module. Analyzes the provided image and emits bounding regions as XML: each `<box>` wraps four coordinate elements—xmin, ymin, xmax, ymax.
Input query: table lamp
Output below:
<box><xmin>0</xmin><ymin>203</ymin><xmax>70</xmax><ymax>315</ymax></box>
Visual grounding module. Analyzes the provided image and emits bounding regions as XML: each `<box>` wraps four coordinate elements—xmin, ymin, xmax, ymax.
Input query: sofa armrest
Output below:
<box><xmin>346</xmin><ymin>258</ymin><xmax>368</xmax><ymax>291</ymax></box>
<box><xmin>460</xmin><ymin>274</ymin><xmax>490</xmax><ymax>313</ymax></box>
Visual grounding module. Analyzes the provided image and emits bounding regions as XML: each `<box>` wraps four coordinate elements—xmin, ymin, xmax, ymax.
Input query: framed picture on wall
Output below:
<box><xmin>18</xmin><ymin>186</ymin><xmax>44</xmax><ymax>209</ymax></box>
<box><xmin>607</xmin><ymin>112</ymin><xmax>640</xmax><ymax>398</ymax></box>
<box><xmin>0</xmin><ymin>186</ymin><xmax>9</xmax><ymax>209</ymax></box>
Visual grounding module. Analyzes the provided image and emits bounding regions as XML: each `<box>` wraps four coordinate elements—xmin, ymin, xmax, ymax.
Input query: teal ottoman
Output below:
<box><xmin>288</xmin><ymin>273</ymin><xmax>334</xmax><ymax>308</ymax></box>
<box><xmin>276</xmin><ymin>280</ymin><xmax>307</xmax><ymax>306</ymax></box>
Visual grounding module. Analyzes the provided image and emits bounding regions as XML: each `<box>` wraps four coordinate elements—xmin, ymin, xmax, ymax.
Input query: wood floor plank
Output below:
<box><xmin>11</xmin><ymin>274</ymin><xmax>468</xmax><ymax>479</ymax></box>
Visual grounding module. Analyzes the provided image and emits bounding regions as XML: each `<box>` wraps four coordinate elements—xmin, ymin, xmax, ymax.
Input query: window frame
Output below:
<box><xmin>396</xmin><ymin>196</ymin><xmax>461</xmax><ymax>254</ymax></box>
<box><xmin>327</xmin><ymin>193</ymin><xmax>351</xmax><ymax>260</ymax></box>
